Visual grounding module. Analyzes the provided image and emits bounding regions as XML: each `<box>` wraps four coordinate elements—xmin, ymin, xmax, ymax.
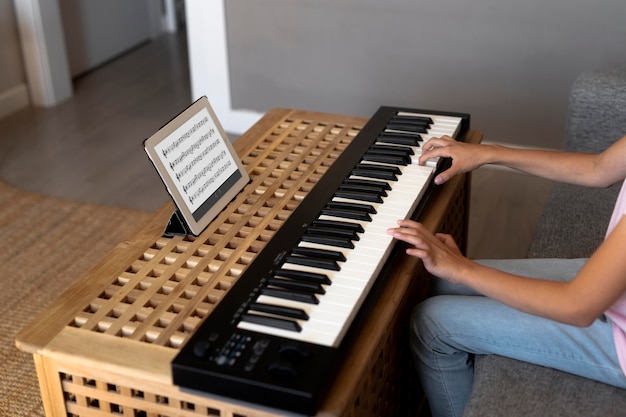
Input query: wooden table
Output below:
<box><xmin>17</xmin><ymin>108</ymin><xmax>482</xmax><ymax>417</ymax></box>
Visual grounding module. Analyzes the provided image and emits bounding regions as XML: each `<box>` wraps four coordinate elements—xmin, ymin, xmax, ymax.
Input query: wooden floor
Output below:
<box><xmin>0</xmin><ymin>32</ymin><xmax>190</xmax><ymax>212</ymax></box>
<box><xmin>469</xmin><ymin>166</ymin><xmax>553</xmax><ymax>259</ymax></box>
<box><xmin>0</xmin><ymin>31</ymin><xmax>553</xmax><ymax>259</ymax></box>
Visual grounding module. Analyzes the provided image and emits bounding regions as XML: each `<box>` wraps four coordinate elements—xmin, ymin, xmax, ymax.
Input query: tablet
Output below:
<box><xmin>143</xmin><ymin>96</ymin><xmax>250</xmax><ymax>236</ymax></box>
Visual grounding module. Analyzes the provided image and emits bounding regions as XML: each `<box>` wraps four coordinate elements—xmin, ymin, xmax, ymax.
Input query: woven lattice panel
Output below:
<box><xmin>58</xmin><ymin>370</ymin><xmax>279</xmax><ymax>417</ymax></box>
<box><xmin>68</xmin><ymin>116</ymin><xmax>361</xmax><ymax>349</ymax></box>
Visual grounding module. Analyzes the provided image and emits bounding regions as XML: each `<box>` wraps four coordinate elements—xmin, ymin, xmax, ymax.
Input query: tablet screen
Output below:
<box><xmin>144</xmin><ymin>96</ymin><xmax>250</xmax><ymax>235</ymax></box>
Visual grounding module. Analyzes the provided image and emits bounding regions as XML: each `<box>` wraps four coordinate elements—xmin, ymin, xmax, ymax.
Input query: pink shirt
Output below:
<box><xmin>604</xmin><ymin>180</ymin><xmax>626</xmax><ymax>375</ymax></box>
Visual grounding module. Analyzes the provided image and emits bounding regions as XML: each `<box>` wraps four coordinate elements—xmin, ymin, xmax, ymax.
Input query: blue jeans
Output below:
<box><xmin>410</xmin><ymin>258</ymin><xmax>626</xmax><ymax>417</ymax></box>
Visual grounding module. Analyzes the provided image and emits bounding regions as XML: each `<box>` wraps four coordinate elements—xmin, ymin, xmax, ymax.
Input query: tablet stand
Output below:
<box><xmin>163</xmin><ymin>209</ymin><xmax>192</xmax><ymax>237</ymax></box>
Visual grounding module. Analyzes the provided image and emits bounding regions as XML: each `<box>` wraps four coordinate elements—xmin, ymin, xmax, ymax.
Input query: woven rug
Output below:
<box><xmin>0</xmin><ymin>181</ymin><xmax>154</xmax><ymax>417</ymax></box>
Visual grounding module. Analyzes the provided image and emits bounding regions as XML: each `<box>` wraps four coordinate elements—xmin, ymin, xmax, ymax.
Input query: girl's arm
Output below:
<box><xmin>388</xmin><ymin>216</ymin><xmax>626</xmax><ymax>326</ymax></box>
<box><xmin>420</xmin><ymin>134</ymin><xmax>626</xmax><ymax>188</ymax></box>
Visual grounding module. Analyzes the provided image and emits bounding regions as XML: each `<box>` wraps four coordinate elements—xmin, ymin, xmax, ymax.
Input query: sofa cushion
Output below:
<box><xmin>527</xmin><ymin>68</ymin><xmax>626</xmax><ymax>259</ymax></box>
<box><xmin>566</xmin><ymin>68</ymin><xmax>626</xmax><ymax>154</ymax></box>
<box><xmin>526</xmin><ymin>182</ymin><xmax>621</xmax><ymax>259</ymax></box>
<box><xmin>463</xmin><ymin>355</ymin><xmax>626</xmax><ymax>417</ymax></box>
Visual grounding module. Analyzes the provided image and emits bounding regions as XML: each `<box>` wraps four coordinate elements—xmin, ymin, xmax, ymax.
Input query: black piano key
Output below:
<box><xmin>305</xmin><ymin>225</ymin><xmax>360</xmax><ymax>241</ymax></box>
<box><xmin>351</xmin><ymin>166</ymin><xmax>398</xmax><ymax>181</ymax></box>
<box><xmin>326</xmin><ymin>201</ymin><xmax>376</xmax><ymax>214</ymax></box>
<box><xmin>284</xmin><ymin>254</ymin><xmax>340</xmax><ymax>271</ymax></box>
<box><xmin>260</xmin><ymin>287</ymin><xmax>319</xmax><ymax>304</ymax></box>
<box><xmin>338</xmin><ymin>183</ymin><xmax>388</xmax><ymax>197</ymax></box>
<box><xmin>333</xmin><ymin>189</ymin><xmax>383</xmax><ymax>203</ymax></box>
<box><xmin>368</xmin><ymin>146</ymin><xmax>409</xmax><ymax>154</ymax></box>
<box><xmin>341</xmin><ymin>178</ymin><xmax>392</xmax><ymax>191</ymax></box>
<box><xmin>380</xmin><ymin>130</ymin><xmax>422</xmax><ymax>138</ymax></box>
<box><xmin>355</xmin><ymin>163</ymin><xmax>401</xmax><ymax>175</ymax></box>
<box><xmin>385</xmin><ymin>123</ymin><xmax>428</xmax><ymax>133</ymax></box>
<box><xmin>369</xmin><ymin>143</ymin><xmax>415</xmax><ymax>155</ymax></box>
<box><xmin>291</xmin><ymin>246</ymin><xmax>347</xmax><ymax>262</ymax></box>
<box><xmin>300</xmin><ymin>234</ymin><xmax>355</xmax><ymax>249</ymax></box>
<box><xmin>248</xmin><ymin>302</ymin><xmax>309</xmax><ymax>320</ymax></box>
<box><xmin>392</xmin><ymin>114</ymin><xmax>433</xmax><ymax>124</ymax></box>
<box><xmin>377</xmin><ymin>133</ymin><xmax>422</xmax><ymax>146</ymax></box>
<box><xmin>240</xmin><ymin>312</ymin><xmax>302</xmax><ymax>332</ymax></box>
<box><xmin>319</xmin><ymin>207</ymin><xmax>372</xmax><ymax>222</ymax></box>
<box><xmin>350</xmin><ymin>169</ymin><xmax>396</xmax><ymax>181</ymax></box>
<box><xmin>361</xmin><ymin>154</ymin><xmax>408</xmax><ymax>166</ymax></box>
<box><xmin>339</xmin><ymin>187</ymin><xmax>388</xmax><ymax>199</ymax></box>
<box><xmin>310</xmin><ymin>219</ymin><xmax>365</xmax><ymax>233</ymax></box>
<box><xmin>390</xmin><ymin>117</ymin><xmax>432</xmax><ymax>129</ymax></box>
<box><xmin>267</xmin><ymin>277</ymin><xmax>326</xmax><ymax>294</ymax></box>
<box><xmin>274</xmin><ymin>268</ymin><xmax>332</xmax><ymax>285</ymax></box>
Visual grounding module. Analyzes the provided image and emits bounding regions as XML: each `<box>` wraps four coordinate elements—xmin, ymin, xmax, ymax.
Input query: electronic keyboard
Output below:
<box><xmin>172</xmin><ymin>106</ymin><xmax>470</xmax><ymax>415</ymax></box>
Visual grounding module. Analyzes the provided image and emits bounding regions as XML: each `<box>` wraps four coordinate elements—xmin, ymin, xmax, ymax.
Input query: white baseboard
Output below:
<box><xmin>0</xmin><ymin>84</ymin><xmax>30</xmax><ymax>120</ymax></box>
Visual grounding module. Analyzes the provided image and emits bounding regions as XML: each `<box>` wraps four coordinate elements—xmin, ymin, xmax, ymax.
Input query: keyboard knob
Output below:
<box><xmin>279</xmin><ymin>343</ymin><xmax>311</xmax><ymax>360</ymax></box>
<box><xmin>193</xmin><ymin>340</ymin><xmax>211</xmax><ymax>358</ymax></box>
<box><xmin>267</xmin><ymin>361</ymin><xmax>300</xmax><ymax>378</ymax></box>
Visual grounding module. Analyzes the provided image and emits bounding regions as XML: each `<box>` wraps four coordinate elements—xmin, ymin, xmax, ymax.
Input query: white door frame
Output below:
<box><xmin>13</xmin><ymin>0</ymin><xmax>72</xmax><ymax>106</ymax></box>
<box><xmin>185</xmin><ymin>0</ymin><xmax>263</xmax><ymax>135</ymax></box>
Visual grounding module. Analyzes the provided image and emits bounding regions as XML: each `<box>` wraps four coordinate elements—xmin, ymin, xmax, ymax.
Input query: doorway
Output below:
<box><xmin>14</xmin><ymin>0</ymin><xmax>182</xmax><ymax>106</ymax></box>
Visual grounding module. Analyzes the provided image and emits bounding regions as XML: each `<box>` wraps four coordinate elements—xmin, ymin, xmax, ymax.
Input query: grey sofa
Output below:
<box><xmin>463</xmin><ymin>69</ymin><xmax>626</xmax><ymax>417</ymax></box>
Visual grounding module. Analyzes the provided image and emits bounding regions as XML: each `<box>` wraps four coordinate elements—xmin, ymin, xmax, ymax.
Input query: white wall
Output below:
<box><xmin>59</xmin><ymin>0</ymin><xmax>154</xmax><ymax>77</ymax></box>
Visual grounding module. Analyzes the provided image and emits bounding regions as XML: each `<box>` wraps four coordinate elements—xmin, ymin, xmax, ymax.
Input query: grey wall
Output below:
<box><xmin>226</xmin><ymin>0</ymin><xmax>626</xmax><ymax>149</ymax></box>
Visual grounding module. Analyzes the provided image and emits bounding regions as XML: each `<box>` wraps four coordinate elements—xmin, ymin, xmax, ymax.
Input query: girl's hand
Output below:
<box><xmin>387</xmin><ymin>219</ymin><xmax>471</xmax><ymax>284</ymax></box>
<box><xmin>419</xmin><ymin>136</ymin><xmax>486</xmax><ymax>184</ymax></box>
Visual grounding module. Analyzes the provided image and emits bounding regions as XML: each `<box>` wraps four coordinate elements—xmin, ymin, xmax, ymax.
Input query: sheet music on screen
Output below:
<box><xmin>144</xmin><ymin>96</ymin><xmax>249</xmax><ymax>236</ymax></box>
<box><xmin>153</xmin><ymin>107</ymin><xmax>241</xmax><ymax>221</ymax></box>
